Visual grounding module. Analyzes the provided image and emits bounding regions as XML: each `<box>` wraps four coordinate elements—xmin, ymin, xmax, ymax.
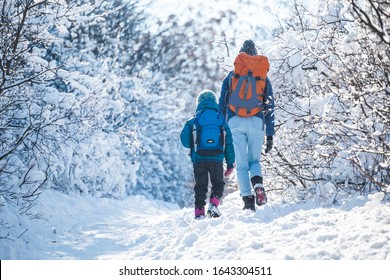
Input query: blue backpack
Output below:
<box><xmin>192</xmin><ymin>109</ymin><xmax>225</xmax><ymax>156</ymax></box>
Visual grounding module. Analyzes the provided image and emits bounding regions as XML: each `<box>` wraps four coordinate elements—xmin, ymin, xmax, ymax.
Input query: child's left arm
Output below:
<box><xmin>180</xmin><ymin>121</ymin><xmax>193</xmax><ymax>149</ymax></box>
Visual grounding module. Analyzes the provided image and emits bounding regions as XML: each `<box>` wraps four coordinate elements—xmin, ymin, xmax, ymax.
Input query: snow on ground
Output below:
<box><xmin>1</xmin><ymin>188</ymin><xmax>389</xmax><ymax>260</ymax></box>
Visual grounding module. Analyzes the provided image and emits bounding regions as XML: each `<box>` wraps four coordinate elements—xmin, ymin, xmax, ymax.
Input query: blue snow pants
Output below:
<box><xmin>228</xmin><ymin>116</ymin><xmax>264</xmax><ymax>197</ymax></box>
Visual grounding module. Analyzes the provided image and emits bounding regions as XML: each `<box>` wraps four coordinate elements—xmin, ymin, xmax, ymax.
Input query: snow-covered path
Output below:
<box><xmin>2</xmin><ymin>189</ymin><xmax>389</xmax><ymax>260</ymax></box>
<box><xmin>115</xmin><ymin>191</ymin><xmax>390</xmax><ymax>260</ymax></box>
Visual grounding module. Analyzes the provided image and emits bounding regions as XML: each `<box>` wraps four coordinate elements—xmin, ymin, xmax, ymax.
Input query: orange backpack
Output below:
<box><xmin>228</xmin><ymin>52</ymin><xmax>270</xmax><ymax>117</ymax></box>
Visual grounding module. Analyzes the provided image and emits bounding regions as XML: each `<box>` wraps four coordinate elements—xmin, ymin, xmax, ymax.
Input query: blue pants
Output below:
<box><xmin>228</xmin><ymin>116</ymin><xmax>264</xmax><ymax>197</ymax></box>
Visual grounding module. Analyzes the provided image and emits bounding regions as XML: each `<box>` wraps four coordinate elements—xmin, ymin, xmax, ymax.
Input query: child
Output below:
<box><xmin>180</xmin><ymin>90</ymin><xmax>235</xmax><ymax>219</ymax></box>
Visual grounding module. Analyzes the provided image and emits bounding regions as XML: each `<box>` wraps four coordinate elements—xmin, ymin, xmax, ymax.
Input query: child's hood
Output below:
<box><xmin>196</xmin><ymin>90</ymin><xmax>219</xmax><ymax>112</ymax></box>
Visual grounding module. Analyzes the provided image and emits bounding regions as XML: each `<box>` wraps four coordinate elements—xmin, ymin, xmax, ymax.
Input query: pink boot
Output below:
<box><xmin>208</xmin><ymin>196</ymin><xmax>221</xmax><ymax>218</ymax></box>
<box><xmin>195</xmin><ymin>207</ymin><xmax>205</xmax><ymax>219</ymax></box>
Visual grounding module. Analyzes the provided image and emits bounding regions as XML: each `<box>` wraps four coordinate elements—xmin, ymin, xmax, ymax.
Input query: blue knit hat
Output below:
<box><xmin>196</xmin><ymin>90</ymin><xmax>217</xmax><ymax>106</ymax></box>
<box><xmin>240</xmin><ymin>39</ymin><xmax>258</xmax><ymax>55</ymax></box>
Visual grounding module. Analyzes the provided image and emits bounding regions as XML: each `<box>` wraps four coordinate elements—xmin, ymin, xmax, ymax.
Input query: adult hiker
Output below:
<box><xmin>218</xmin><ymin>39</ymin><xmax>275</xmax><ymax>211</ymax></box>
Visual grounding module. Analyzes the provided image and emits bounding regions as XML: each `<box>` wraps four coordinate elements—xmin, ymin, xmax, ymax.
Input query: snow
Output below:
<box><xmin>2</xmin><ymin>188</ymin><xmax>389</xmax><ymax>279</ymax></box>
<box><xmin>1</xmin><ymin>188</ymin><xmax>389</xmax><ymax>261</ymax></box>
<box><xmin>1</xmin><ymin>0</ymin><xmax>389</xmax><ymax>278</ymax></box>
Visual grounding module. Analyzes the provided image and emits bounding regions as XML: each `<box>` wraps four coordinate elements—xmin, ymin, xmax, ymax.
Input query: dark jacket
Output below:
<box><xmin>218</xmin><ymin>72</ymin><xmax>275</xmax><ymax>137</ymax></box>
<box><xmin>180</xmin><ymin>93</ymin><xmax>235</xmax><ymax>168</ymax></box>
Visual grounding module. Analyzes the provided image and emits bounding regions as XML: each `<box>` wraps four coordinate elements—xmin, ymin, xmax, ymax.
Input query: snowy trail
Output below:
<box><xmin>121</xmin><ymin>192</ymin><xmax>390</xmax><ymax>260</ymax></box>
<box><xmin>1</xmin><ymin>190</ymin><xmax>390</xmax><ymax>260</ymax></box>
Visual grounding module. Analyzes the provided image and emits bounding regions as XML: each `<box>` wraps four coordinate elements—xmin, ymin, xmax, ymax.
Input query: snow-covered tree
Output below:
<box><xmin>1</xmin><ymin>0</ymin><xmax>236</xmax><ymax>233</ymax></box>
<box><xmin>53</xmin><ymin>0</ymin><xmax>228</xmax><ymax>205</ymax></box>
<box><xmin>263</xmin><ymin>0</ymin><xmax>389</xmax><ymax>202</ymax></box>
<box><xmin>0</xmin><ymin>0</ymin><xmax>91</xmax><ymax>216</ymax></box>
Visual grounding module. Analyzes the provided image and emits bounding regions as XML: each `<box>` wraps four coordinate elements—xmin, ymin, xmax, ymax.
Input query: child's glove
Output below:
<box><xmin>224</xmin><ymin>164</ymin><xmax>235</xmax><ymax>177</ymax></box>
<box><xmin>265</xmin><ymin>136</ymin><xmax>273</xmax><ymax>154</ymax></box>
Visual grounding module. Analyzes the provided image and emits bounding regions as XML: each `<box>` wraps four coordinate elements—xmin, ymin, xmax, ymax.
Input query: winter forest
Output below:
<box><xmin>0</xmin><ymin>0</ymin><xmax>389</xmax><ymax>253</ymax></box>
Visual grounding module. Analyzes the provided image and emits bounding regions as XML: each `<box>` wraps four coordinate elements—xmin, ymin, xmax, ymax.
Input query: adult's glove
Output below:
<box><xmin>265</xmin><ymin>136</ymin><xmax>273</xmax><ymax>154</ymax></box>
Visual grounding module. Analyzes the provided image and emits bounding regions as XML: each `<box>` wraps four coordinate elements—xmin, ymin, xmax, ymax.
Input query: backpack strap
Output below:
<box><xmin>219</xmin><ymin>125</ymin><xmax>225</xmax><ymax>146</ymax></box>
<box><xmin>243</xmin><ymin>75</ymin><xmax>251</xmax><ymax>100</ymax></box>
<box><xmin>231</xmin><ymin>73</ymin><xmax>257</xmax><ymax>115</ymax></box>
<box><xmin>192</xmin><ymin>119</ymin><xmax>199</xmax><ymax>151</ymax></box>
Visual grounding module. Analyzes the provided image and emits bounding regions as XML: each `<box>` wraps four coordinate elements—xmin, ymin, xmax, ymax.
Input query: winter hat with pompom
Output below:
<box><xmin>240</xmin><ymin>39</ymin><xmax>258</xmax><ymax>56</ymax></box>
<box><xmin>196</xmin><ymin>90</ymin><xmax>217</xmax><ymax>106</ymax></box>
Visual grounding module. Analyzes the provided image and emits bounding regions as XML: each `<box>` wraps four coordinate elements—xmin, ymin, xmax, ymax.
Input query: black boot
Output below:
<box><xmin>251</xmin><ymin>176</ymin><xmax>267</xmax><ymax>206</ymax></box>
<box><xmin>250</xmin><ymin>175</ymin><xmax>263</xmax><ymax>186</ymax></box>
<box><xmin>242</xmin><ymin>195</ymin><xmax>255</xmax><ymax>212</ymax></box>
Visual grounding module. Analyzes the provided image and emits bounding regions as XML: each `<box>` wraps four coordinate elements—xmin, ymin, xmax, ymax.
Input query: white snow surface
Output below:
<box><xmin>1</xmin><ymin>189</ymin><xmax>389</xmax><ymax>260</ymax></box>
